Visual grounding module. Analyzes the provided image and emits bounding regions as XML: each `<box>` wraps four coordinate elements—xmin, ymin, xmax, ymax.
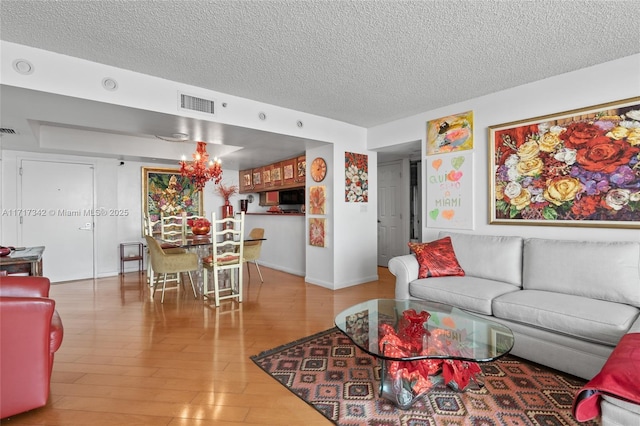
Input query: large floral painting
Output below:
<box><xmin>345</xmin><ymin>152</ymin><xmax>368</xmax><ymax>202</ymax></box>
<box><xmin>426</xmin><ymin>110</ymin><xmax>474</xmax><ymax>156</ymax></box>
<box><xmin>489</xmin><ymin>97</ymin><xmax>640</xmax><ymax>228</ymax></box>
<box><xmin>142</xmin><ymin>167</ymin><xmax>203</xmax><ymax>235</ymax></box>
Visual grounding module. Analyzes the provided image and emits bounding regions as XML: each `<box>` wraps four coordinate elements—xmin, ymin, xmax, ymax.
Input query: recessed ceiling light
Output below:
<box><xmin>12</xmin><ymin>59</ymin><xmax>34</xmax><ymax>75</ymax></box>
<box><xmin>155</xmin><ymin>133</ymin><xmax>189</xmax><ymax>142</ymax></box>
<box><xmin>102</xmin><ymin>77</ymin><xmax>118</xmax><ymax>91</ymax></box>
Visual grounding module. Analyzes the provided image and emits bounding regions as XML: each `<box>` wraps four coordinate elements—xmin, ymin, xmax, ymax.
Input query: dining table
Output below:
<box><xmin>156</xmin><ymin>235</ymin><xmax>266</xmax><ymax>295</ymax></box>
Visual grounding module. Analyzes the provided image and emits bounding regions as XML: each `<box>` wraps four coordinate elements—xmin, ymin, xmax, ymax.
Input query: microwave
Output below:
<box><xmin>279</xmin><ymin>188</ymin><xmax>305</xmax><ymax>205</ymax></box>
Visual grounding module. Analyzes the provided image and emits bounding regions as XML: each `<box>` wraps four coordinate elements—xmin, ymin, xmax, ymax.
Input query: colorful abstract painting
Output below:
<box><xmin>345</xmin><ymin>152</ymin><xmax>368</xmax><ymax>202</ymax></box>
<box><xmin>309</xmin><ymin>185</ymin><xmax>326</xmax><ymax>215</ymax></box>
<box><xmin>489</xmin><ymin>97</ymin><xmax>640</xmax><ymax>228</ymax></box>
<box><xmin>427</xmin><ymin>111</ymin><xmax>474</xmax><ymax>156</ymax></box>
<box><xmin>309</xmin><ymin>218</ymin><xmax>326</xmax><ymax>247</ymax></box>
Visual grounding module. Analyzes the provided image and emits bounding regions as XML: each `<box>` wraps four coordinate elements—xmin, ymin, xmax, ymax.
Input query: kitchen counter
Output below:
<box><xmin>246</xmin><ymin>212</ymin><xmax>305</xmax><ymax>216</ymax></box>
<box><xmin>244</xmin><ymin>214</ymin><xmax>305</xmax><ymax>276</ymax></box>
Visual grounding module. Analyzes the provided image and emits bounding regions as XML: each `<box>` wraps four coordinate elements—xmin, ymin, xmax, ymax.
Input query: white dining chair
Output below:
<box><xmin>202</xmin><ymin>212</ymin><xmax>245</xmax><ymax>307</ymax></box>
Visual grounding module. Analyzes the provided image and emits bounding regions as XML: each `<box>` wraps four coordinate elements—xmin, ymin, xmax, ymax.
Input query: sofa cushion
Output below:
<box><xmin>522</xmin><ymin>238</ymin><xmax>640</xmax><ymax>307</ymax></box>
<box><xmin>493</xmin><ymin>290</ymin><xmax>639</xmax><ymax>346</ymax></box>
<box><xmin>408</xmin><ymin>237</ymin><xmax>465</xmax><ymax>279</ymax></box>
<box><xmin>410</xmin><ymin>276</ymin><xmax>520</xmax><ymax>315</ymax></box>
<box><xmin>439</xmin><ymin>232</ymin><xmax>523</xmax><ymax>287</ymax></box>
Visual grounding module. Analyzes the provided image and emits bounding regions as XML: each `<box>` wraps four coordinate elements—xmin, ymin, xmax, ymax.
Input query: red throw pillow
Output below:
<box><xmin>408</xmin><ymin>237</ymin><xmax>465</xmax><ymax>279</ymax></box>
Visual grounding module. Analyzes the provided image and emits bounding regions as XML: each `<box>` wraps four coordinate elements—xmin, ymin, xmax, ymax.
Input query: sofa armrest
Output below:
<box><xmin>388</xmin><ymin>254</ymin><xmax>419</xmax><ymax>299</ymax></box>
<box><xmin>628</xmin><ymin>314</ymin><xmax>640</xmax><ymax>334</ymax></box>
<box><xmin>0</xmin><ymin>276</ymin><xmax>51</xmax><ymax>298</ymax></box>
<box><xmin>573</xmin><ymin>333</ymin><xmax>640</xmax><ymax>422</ymax></box>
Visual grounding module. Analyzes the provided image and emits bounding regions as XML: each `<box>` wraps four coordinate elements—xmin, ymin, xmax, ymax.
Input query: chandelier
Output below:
<box><xmin>179</xmin><ymin>141</ymin><xmax>223</xmax><ymax>191</ymax></box>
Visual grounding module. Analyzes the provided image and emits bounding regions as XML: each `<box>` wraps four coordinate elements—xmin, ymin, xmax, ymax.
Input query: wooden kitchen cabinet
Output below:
<box><xmin>240</xmin><ymin>169</ymin><xmax>253</xmax><ymax>193</ymax></box>
<box><xmin>282</xmin><ymin>157</ymin><xmax>297</xmax><ymax>186</ymax></box>
<box><xmin>259</xmin><ymin>190</ymin><xmax>279</xmax><ymax>206</ymax></box>
<box><xmin>252</xmin><ymin>168</ymin><xmax>264</xmax><ymax>191</ymax></box>
<box><xmin>239</xmin><ymin>155</ymin><xmax>306</xmax><ymax>193</ymax></box>
<box><xmin>262</xmin><ymin>166</ymin><xmax>273</xmax><ymax>189</ymax></box>
<box><xmin>271</xmin><ymin>162</ymin><xmax>283</xmax><ymax>187</ymax></box>
<box><xmin>296</xmin><ymin>156</ymin><xmax>306</xmax><ymax>183</ymax></box>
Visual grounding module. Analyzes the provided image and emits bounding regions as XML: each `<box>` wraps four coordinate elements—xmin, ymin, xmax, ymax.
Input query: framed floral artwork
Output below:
<box><xmin>283</xmin><ymin>163</ymin><xmax>294</xmax><ymax>180</ymax></box>
<box><xmin>426</xmin><ymin>110</ymin><xmax>474</xmax><ymax>156</ymax></box>
<box><xmin>271</xmin><ymin>164</ymin><xmax>282</xmax><ymax>181</ymax></box>
<box><xmin>309</xmin><ymin>218</ymin><xmax>326</xmax><ymax>247</ymax></box>
<box><xmin>489</xmin><ymin>97</ymin><xmax>640</xmax><ymax>228</ymax></box>
<box><xmin>309</xmin><ymin>185</ymin><xmax>326</xmax><ymax>215</ymax></box>
<box><xmin>345</xmin><ymin>152</ymin><xmax>368</xmax><ymax>202</ymax></box>
<box><xmin>142</xmin><ymin>167</ymin><xmax>204</xmax><ymax>236</ymax></box>
<box><xmin>252</xmin><ymin>170</ymin><xmax>261</xmax><ymax>185</ymax></box>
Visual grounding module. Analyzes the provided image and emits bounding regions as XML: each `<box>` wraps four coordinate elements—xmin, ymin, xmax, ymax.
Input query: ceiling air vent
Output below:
<box><xmin>179</xmin><ymin>92</ymin><xmax>215</xmax><ymax>115</ymax></box>
<box><xmin>0</xmin><ymin>128</ymin><xmax>17</xmax><ymax>134</ymax></box>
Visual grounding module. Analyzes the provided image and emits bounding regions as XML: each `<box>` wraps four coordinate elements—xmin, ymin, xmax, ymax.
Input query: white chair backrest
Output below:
<box><xmin>211</xmin><ymin>212</ymin><xmax>244</xmax><ymax>267</ymax></box>
<box><xmin>144</xmin><ymin>215</ymin><xmax>160</xmax><ymax>236</ymax></box>
<box><xmin>160</xmin><ymin>214</ymin><xmax>185</xmax><ymax>243</ymax></box>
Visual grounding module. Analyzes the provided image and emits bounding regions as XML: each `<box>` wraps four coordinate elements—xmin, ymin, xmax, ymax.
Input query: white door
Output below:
<box><xmin>377</xmin><ymin>161</ymin><xmax>404</xmax><ymax>266</ymax></box>
<box><xmin>20</xmin><ymin>160</ymin><xmax>95</xmax><ymax>282</ymax></box>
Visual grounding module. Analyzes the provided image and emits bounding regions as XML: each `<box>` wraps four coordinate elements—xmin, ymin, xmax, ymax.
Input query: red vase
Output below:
<box><xmin>221</xmin><ymin>200</ymin><xmax>233</xmax><ymax>218</ymax></box>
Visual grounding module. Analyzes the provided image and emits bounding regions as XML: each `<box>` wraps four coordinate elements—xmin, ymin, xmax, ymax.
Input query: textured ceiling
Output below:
<box><xmin>2</xmin><ymin>0</ymin><xmax>639</xmax><ymax>128</ymax></box>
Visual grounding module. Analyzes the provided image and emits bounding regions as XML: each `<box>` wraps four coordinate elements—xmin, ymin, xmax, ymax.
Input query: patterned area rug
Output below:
<box><xmin>250</xmin><ymin>328</ymin><xmax>601</xmax><ymax>426</ymax></box>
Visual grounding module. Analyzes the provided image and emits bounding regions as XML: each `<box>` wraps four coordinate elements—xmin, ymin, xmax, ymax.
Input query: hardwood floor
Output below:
<box><xmin>5</xmin><ymin>266</ymin><xmax>395</xmax><ymax>425</ymax></box>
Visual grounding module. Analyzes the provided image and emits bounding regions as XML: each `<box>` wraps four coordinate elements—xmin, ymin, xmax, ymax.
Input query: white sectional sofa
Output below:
<box><xmin>388</xmin><ymin>231</ymin><xmax>640</xmax><ymax>425</ymax></box>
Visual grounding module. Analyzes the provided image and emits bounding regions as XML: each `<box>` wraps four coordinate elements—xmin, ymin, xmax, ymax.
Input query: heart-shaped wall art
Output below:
<box><xmin>447</xmin><ymin>170</ymin><xmax>463</xmax><ymax>182</ymax></box>
<box><xmin>451</xmin><ymin>156</ymin><xmax>465</xmax><ymax>170</ymax></box>
<box><xmin>442</xmin><ymin>210</ymin><xmax>455</xmax><ymax>220</ymax></box>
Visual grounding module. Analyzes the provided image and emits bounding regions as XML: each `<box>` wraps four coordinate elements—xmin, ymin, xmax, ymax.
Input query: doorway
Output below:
<box><xmin>377</xmin><ymin>161</ymin><xmax>404</xmax><ymax>266</ymax></box>
<box><xmin>20</xmin><ymin>159</ymin><xmax>95</xmax><ymax>282</ymax></box>
<box><xmin>410</xmin><ymin>160</ymin><xmax>422</xmax><ymax>242</ymax></box>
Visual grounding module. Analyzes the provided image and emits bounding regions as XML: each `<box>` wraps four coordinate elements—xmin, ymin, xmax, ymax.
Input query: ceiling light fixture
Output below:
<box><xmin>155</xmin><ymin>133</ymin><xmax>189</xmax><ymax>142</ymax></box>
<box><xmin>102</xmin><ymin>77</ymin><xmax>118</xmax><ymax>91</ymax></box>
<box><xmin>12</xmin><ymin>59</ymin><xmax>34</xmax><ymax>75</ymax></box>
<box><xmin>179</xmin><ymin>141</ymin><xmax>223</xmax><ymax>191</ymax></box>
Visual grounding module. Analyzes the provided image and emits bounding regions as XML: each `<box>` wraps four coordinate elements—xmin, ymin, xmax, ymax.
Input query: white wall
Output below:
<box><xmin>369</xmin><ymin>54</ymin><xmax>640</xmax><ymax>244</ymax></box>
<box><xmin>0</xmin><ymin>41</ymin><xmax>378</xmax><ymax>287</ymax></box>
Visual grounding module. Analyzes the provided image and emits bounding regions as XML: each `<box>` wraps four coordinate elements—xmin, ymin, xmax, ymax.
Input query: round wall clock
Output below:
<box><xmin>310</xmin><ymin>157</ymin><xmax>327</xmax><ymax>182</ymax></box>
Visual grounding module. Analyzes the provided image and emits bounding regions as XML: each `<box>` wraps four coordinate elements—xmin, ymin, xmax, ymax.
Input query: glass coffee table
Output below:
<box><xmin>335</xmin><ymin>299</ymin><xmax>514</xmax><ymax>408</ymax></box>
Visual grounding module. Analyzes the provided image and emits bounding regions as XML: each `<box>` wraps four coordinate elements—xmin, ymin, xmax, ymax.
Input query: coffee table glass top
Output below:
<box><xmin>335</xmin><ymin>299</ymin><xmax>514</xmax><ymax>362</ymax></box>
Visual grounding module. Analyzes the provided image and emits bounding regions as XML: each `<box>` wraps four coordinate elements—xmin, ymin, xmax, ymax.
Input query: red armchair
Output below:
<box><xmin>0</xmin><ymin>276</ymin><xmax>64</xmax><ymax>419</ymax></box>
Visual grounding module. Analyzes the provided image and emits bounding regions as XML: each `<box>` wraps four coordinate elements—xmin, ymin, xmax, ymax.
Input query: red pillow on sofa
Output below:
<box><xmin>408</xmin><ymin>237</ymin><xmax>465</xmax><ymax>279</ymax></box>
